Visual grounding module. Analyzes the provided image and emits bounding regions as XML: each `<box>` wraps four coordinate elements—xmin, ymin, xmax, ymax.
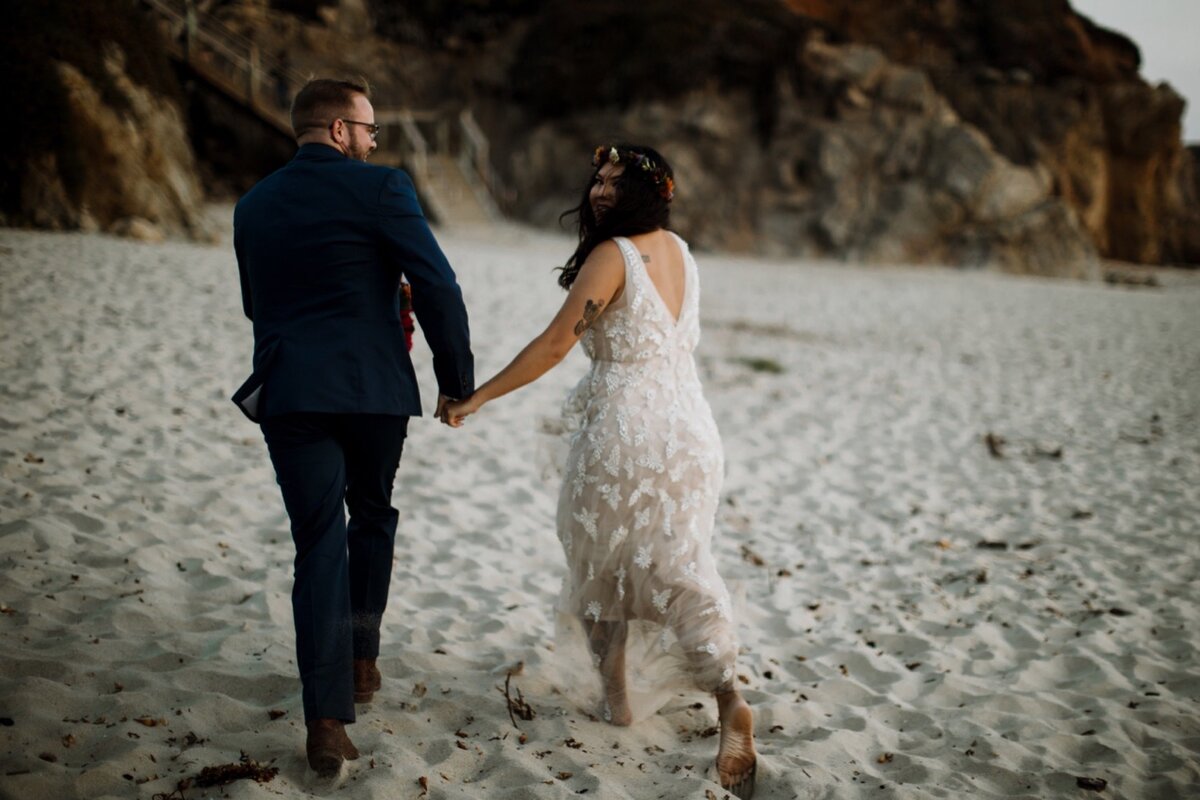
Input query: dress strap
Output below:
<box><xmin>611</xmin><ymin>236</ymin><xmax>640</xmax><ymax>296</ymax></box>
<box><xmin>668</xmin><ymin>231</ymin><xmax>697</xmax><ymax>314</ymax></box>
<box><xmin>612</xmin><ymin>236</ymin><xmax>638</xmax><ymax>273</ymax></box>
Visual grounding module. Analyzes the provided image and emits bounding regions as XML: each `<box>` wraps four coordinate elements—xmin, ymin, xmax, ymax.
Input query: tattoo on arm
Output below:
<box><xmin>574</xmin><ymin>299</ymin><xmax>605</xmax><ymax>336</ymax></box>
<box><xmin>641</xmin><ymin>254</ymin><xmax>651</xmax><ymax>263</ymax></box>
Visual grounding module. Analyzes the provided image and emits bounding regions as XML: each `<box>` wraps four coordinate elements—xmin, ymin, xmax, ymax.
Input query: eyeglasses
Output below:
<box><xmin>333</xmin><ymin>119</ymin><xmax>380</xmax><ymax>141</ymax></box>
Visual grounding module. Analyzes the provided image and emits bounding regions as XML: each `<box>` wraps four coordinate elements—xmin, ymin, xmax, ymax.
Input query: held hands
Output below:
<box><xmin>437</xmin><ymin>393</ymin><xmax>481</xmax><ymax>428</ymax></box>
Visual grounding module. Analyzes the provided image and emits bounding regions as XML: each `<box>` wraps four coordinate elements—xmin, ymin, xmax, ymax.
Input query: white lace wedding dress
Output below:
<box><xmin>554</xmin><ymin>233</ymin><xmax>738</xmax><ymax>720</ymax></box>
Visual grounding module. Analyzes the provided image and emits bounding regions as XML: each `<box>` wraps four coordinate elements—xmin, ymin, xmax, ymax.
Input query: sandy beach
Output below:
<box><xmin>1</xmin><ymin>212</ymin><xmax>1198</xmax><ymax>799</ymax></box>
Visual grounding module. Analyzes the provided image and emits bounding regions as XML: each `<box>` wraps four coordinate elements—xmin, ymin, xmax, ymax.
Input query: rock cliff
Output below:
<box><xmin>785</xmin><ymin>0</ymin><xmax>1197</xmax><ymax>265</ymax></box>
<box><xmin>0</xmin><ymin>0</ymin><xmax>209</xmax><ymax>240</ymax></box>
<box><xmin>497</xmin><ymin>36</ymin><xmax>1097</xmax><ymax>277</ymax></box>
<box><xmin>486</xmin><ymin>1</ymin><xmax>1100</xmax><ymax>275</ymax></box>
<box><xmin>5</xmin><ymin>0</ymin><xmax>1195</xmax><ymax>271</ymax></box>
<box><xmin>354</xmin><ymin>0</ymin><xmax>1195</xmax><ymax>271</ymax></box>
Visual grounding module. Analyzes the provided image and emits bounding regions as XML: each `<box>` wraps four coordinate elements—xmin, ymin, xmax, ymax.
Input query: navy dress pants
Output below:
<box><xmin>260</xmin><ymin>412</ymin><xmax>409</xmax><ymax>722</ymax></box>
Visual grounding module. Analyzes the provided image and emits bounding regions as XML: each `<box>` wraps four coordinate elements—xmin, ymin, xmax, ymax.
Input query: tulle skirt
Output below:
<box><xmin>542</xmin><ymin>375</ymin><xmax>740</xmax><ymax>722</ymax></box>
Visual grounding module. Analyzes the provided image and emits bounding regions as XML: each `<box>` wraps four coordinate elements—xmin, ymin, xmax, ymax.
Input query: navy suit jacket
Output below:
<box><xmin>232</xmin><ymin>143</ymin><xmax>473</xmax><ymax>421</ymax></box>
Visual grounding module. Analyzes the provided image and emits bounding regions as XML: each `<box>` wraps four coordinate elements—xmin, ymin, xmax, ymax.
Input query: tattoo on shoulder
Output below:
<box><xmin>574</xmin><ymin>299</ymin><xmax>605</xmax><ymax>336</ymax></box>
<box><xmin>641</xmin><ymin>254</ymin><xmax>651</xmax><ymax>263</ymax></box>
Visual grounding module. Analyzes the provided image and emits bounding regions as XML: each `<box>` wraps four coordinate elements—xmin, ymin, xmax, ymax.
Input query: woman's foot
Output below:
<box><xmin>601</xmin><ymin>693</ymin><xmax>633</xmax><ymax>726</ymax></box>
<box><xmin>588</xmin><ymin>621</ymin><xmax>632</xmax><ymax>726</ymax></box>
<box><xmin>599</xmin><ymin>651</ymin><xmax>633</xmax><ymax>726</ymax></box>
<box><xmin>715</xmin><ymin>690</ymin><xmax>756</xmax><ymax>798</ymax></box>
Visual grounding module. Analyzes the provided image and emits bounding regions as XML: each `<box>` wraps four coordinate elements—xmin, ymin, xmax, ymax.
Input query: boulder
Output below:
<box><xmin>109</xmin><ymin>216</ymin><xmax>167</xmax><ymax>243</ymax></box>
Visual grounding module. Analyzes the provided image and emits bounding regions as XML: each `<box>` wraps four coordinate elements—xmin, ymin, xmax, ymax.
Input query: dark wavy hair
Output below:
<box><xmin>557</xmin><ymin>144</ymin><xmax>673</xmax><ymax>289</ymax></box>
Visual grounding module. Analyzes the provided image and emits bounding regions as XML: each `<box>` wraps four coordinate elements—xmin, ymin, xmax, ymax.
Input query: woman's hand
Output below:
<box><xmin>441</xmin><ymin>394</ymin><xmax>481</xmax><ymax>428</ymax></box>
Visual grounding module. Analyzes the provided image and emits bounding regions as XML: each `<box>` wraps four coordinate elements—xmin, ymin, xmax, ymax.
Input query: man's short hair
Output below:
<box><xmin>290</xmin><ymin>78</ymin><xmax>370</xmax><ymax>139</ymax></box>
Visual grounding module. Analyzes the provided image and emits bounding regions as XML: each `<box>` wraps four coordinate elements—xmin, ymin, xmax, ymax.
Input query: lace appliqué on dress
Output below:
<box><xmin>553</xmin><ymin>234</ymin><xmax>738</xmax><ymax>708</ymax></box>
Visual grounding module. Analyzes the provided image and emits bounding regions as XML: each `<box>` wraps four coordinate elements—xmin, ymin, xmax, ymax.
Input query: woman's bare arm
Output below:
<box><xmin>443</xmin><ymin>241</ymin><xmax>625</xmax><ymax>425</ymax></box>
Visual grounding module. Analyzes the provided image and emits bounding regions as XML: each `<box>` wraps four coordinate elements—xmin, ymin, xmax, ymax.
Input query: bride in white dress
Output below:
<box><xmin>443</xmin><ymin>145</ymin><xmax>756</xmax><ymax>797</ymax></box>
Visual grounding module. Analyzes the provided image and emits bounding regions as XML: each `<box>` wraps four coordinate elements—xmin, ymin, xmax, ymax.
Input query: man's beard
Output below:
<box><xmin>348</xmin><ymin>143</ymin><xmax>372</xmax><ymax>162</ymax></box>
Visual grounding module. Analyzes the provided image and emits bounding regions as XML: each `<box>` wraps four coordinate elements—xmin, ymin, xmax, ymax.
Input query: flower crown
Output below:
<box><xmin>592</xmin><ymin>145</ymin><xmax>675</xmax><ymax>201</ymax></box>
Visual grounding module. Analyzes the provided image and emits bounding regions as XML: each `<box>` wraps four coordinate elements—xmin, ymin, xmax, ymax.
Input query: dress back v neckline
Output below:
<box><xmin>618</xmin><ymin>234</ymin><xmax>687</xmax><ymax>328</ymax></box>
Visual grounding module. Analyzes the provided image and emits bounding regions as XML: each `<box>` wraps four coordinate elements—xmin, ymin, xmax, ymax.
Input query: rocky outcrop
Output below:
<box><xmin>469</xmin><ymin>0</ymin><xmax>1194</xmax><ymax>271</ymax></box>
<box><xmin>472</xmin><ymin>0</ymin><xmax>1200</xmax><ymax>274</ymax></box>
<box><xmin>0</xmin><ymin>1</ymin><xmax>209</xmax><ymax>240</ymax></box>
<box><xmin>501</xmin><ymin>40</ymin><xmax>1097</xmax><ymax>277</ymax></box>
<box><xmin>12</xmin><ymin>0</ymin><xmax>1189</xmax><ymax>273</ymax></box>
<box><xmin>784</xmin><ymin>0</ymin><xmax>1196</xmax><ymax>266</ymax></box>
<box><xmin>51</xmin><ymin>50</ymin><xmax>207</xmax><ymax>238</ymax></box>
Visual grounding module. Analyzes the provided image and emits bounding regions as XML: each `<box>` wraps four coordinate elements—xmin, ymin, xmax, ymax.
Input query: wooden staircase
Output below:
<box><xmin>425</xmin><ymin>154</ymin><xmax>497</xmax><ymax>226</ymax></box>
<box><xmin>140</xmin><ymin>0</ymin><xmax>500</xmax><ymax>225</ymax></box>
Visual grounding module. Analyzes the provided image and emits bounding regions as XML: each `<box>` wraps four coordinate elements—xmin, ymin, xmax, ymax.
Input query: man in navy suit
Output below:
<box><xmin>232</xmin><ymin>78</ymin><xmax>473</xmax><ymax>775</ymax></box>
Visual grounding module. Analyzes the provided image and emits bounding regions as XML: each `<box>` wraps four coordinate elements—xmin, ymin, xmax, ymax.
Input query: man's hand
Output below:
<box><xmin>435</xmin><ymin>394</ymin><xmax>455</xmax><ymax>424</ymax></box>
<box><xmin>442</xmin><ymin>395</ymin><xmax>481</xmax><ymax>428</ymax></box>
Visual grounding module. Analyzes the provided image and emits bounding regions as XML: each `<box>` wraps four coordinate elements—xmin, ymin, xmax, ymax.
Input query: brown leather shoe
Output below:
<box><xmin>305</xmin><ymin>719</ymin><xmax>359</xmax><ymax>776</ymax></box>
<box><xmin>353</xmin><ymin>659</ymin><xmax>382</xmax><ymax>703</ymax></box>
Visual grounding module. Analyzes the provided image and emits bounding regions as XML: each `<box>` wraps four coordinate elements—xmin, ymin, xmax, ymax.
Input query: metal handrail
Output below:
<box><xmin>458</xmin><ymin>110</ymin><xmax>491</xmax><ymax>187</ymax></box>
<box><xmin>457</xmin><ymin>109</ymin><xmax>500</xmax><ymax>216</ymax></box>
<box><xmin>396</xmin><ymin>111</ymin><xmax>430</xmax><ymax>185</ymax></box>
